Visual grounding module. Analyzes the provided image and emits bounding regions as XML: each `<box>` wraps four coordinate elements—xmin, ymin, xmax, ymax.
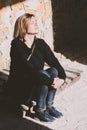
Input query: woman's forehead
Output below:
<box><xmin>30</xmin><ymin>16</ymin><xmax>37</xmax><ymax>21</ymax></box>
<box><xmin>27</xmin><ymin>16</ymin><xmax>38</xmax><ymax>24</ymax></box>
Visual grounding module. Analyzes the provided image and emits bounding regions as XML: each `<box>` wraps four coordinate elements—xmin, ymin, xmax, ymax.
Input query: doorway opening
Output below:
<box><xmin>51</xmin><ymin>0</ymin><xmax>87</xmax><ymax>65</ymax></box>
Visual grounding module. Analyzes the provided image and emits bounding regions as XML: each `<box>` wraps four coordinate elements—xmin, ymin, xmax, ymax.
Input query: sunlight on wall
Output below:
<box><xmin>0</xmin><ymin>0</ymin><xmax>53</xmax><ymax>70</ymax></box>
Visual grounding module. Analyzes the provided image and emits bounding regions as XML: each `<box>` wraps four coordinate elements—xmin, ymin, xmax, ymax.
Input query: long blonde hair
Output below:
<box><xmin>13</xmin><ymin>13</ymin><xmax>34</xmax><ymax>41</ymax></box>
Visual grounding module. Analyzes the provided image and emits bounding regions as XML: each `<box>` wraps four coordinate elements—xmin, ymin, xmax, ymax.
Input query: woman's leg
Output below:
<box><xmin>36</xmin><ymin>67</ymin><xmax>62</xmax><ymax>120</ymax></box>
<box><xmin>37</xmin><ymin>84</ymin><xmax>48</xmax><ymax>111</ymax></box>
<box><xmin>35</xmin><ymin>69</ymin><xmax>55</xmax><ymax>122</ymax></box>
<box><xmin>36</xmin><ymin>67</ymin><xmax>58</xmax><ymax>110</ymax></box>
<box><xmin>46</xmin><ymin>67</ymin><xmax>63</xmax><ymax>118</ymax></box>
<box><xmin>46</xmin><ymin>67</ymin><xmax>58</xmax><ymax>107</ymax></box>
<box><xmin>36</xmin><ymin>70</ymin><xmax>51</xmax><ymax>111</ymax></box>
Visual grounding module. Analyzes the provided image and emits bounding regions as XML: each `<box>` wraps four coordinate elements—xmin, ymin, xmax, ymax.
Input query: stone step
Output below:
<box><xmin>0</xmin><ymin>67</ymin><xmax>82</xmax><ymax>92</ymax></box>
<box><xmin>0</xmin><ymin>67</ymin><xmax>82</xmax><ymax>130</ymax></box>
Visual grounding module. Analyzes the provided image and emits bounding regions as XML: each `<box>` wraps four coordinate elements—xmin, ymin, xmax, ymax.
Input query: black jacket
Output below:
<box><xmin>7</xmin><ymin>38</ymin><xmax>66</xmax><ymax>103</ymax></box>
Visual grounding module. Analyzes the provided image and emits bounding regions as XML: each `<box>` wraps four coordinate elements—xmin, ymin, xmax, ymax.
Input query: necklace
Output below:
<box><xmin>27</xmin><ymin>42</ymin><xmax>35</xmax><ymax>61</ymax></box>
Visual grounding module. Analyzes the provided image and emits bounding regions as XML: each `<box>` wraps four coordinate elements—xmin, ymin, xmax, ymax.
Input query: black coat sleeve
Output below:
<box><xmin>40</xmin><ymin>40</ymin><xmax>66</xmax><ymax>80</ymax></box>
<box><xmin>10</xmin><ymin>39</ymin><xmax>54</xmax><ymax>86</ymax></box>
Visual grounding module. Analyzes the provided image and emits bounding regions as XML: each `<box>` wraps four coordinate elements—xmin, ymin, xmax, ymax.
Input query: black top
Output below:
<box><xmin>7</xmin><ymin>38</ymin><xmax>66</xmax><ymax>103</ymax></box>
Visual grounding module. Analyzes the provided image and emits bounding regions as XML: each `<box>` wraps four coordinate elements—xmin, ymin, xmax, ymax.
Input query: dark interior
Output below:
<box><xmin>52</xmin><ymin>0</ymin><xmax>87</xmax><ymax>65</ymax></box>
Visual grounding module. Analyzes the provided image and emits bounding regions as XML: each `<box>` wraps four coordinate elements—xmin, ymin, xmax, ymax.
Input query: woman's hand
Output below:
<box><xmin>51</xmin><ymin>77</ymin><xmax>64</xmax><ymax>89</ymax></box>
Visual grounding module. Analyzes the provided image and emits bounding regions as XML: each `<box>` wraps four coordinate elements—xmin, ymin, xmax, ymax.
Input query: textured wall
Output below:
<box><xmin>0</xmin><ymin>0</ymin><xmax>53</xmax><ymax>70</ymax></box>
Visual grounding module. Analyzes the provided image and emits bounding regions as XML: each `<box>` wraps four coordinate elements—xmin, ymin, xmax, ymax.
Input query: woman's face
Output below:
<box><xmin>27</xmin><ymin>16</ymin><xmax>39</xmax><ymax>35</ymax></box>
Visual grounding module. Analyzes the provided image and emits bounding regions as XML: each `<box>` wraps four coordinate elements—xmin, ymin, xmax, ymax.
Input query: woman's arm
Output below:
<box><xmin>40</xmin><ymin>40</ymin><xmax>66</xmax><ymax>80</ymax></box>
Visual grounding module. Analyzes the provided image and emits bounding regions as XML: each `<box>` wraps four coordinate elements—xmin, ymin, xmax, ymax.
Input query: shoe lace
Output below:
<box><xmin>44</xmin><ymin>110</ymin><xmax>49</xmax><ymax>115</ymax></box>
<box><xmin>50</xmin><ymin>106</ymin><xmax>57</xmax><ymax>112</ymax></box>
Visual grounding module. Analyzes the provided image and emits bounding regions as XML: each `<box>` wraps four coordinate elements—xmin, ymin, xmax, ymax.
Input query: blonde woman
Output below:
<box><xmin>7</xmin><ymin>13</ymin><xmax>66</xmax><ymax>122</ymax></box>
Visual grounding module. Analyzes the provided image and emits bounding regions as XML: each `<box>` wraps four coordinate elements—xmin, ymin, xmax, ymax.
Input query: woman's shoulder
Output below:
<box><xmin>11</xmin><ymin>38</ymin><xmax>24</xmax><ymax>48</ymax></box>
<box><xmin>35</xmin><ymin>37</ymin><xmax>48</xmax><ymax>48</ymax></box>
<box><xmin>35</xmin><ymin>37</ymin><xmax>44</xmax><ymax>42</ymax></box>
<box><xmin>11</xmin><ymin>38</ymin><xmax>21</xmax><ymax>44</ymax></box>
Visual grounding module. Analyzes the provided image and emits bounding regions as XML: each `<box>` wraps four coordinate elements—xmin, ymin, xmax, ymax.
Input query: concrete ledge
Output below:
<box><xmin>0</xmin><ymin>67</ymin><xmax>82</xmax><ymax>130</ymax></box>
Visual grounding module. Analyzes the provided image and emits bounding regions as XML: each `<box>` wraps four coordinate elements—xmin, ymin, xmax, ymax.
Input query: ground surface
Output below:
<box><xmin>0</xmin><ymin>55</ymin><xmax>87</xmax><ymax>130</ymax></box>
<box><xmin>24</xmin><ymin>58</ymin><xmax>87</xmax><ymax>130</ymax></box>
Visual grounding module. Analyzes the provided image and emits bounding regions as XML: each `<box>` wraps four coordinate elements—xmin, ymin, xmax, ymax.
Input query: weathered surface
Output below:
<box><xmin>1</xmin><ymin>59</ymin><xmax>87</xmax><ymax>130</ymax></box>
<box><xmin>0</xmin><ymin>0</ymin><xmax>53</xmax><ymax>70</ymax></box>
<box><xmin>52</xmin><ymin>0</ymin><xmax>87</xmax><ymax>64</ymax></box>
<box><xmin>24</xmin><ymin>60</ymin><xmax>87</xmax><ymax>130</ymax></box>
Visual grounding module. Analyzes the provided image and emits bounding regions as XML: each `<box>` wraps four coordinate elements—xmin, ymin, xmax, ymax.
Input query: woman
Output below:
<box><xmin>7</xmin><ymin>13</ymin><xmax>66</xmax><ymax>122</ymax></box>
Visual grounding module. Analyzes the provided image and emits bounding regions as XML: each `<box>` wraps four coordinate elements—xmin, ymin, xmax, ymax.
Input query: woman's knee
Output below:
<box><xmin>39</xmin><ymin>70</ymin><xmax>50</xmax><ymax>77</ymax></box>
<box><xmin>47</xmin><ymin>67</ymin><xmax>58</xmax><ymax>78</ymax></box>
<box><xmin>42</xmin><ymin>85</ymin><xmax>48</xmax><ymax>91</ymax></box>
<box><xmin>51</xmin><ymin>67</ymin><xmax>58</xmax><ymax>76</ymax></box>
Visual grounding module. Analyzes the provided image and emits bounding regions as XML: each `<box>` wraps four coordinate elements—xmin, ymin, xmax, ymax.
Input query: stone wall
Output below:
<box><xmin>0</xmin><ymin>0</ymin><xmax>53</xmax><ymax>70</ymax></box>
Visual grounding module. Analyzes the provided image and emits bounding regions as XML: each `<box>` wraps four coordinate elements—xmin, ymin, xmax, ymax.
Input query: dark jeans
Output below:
<box><xmin>36</xmin><ymin>67</ymin><xmax>58</xmax><ymax>111</ymax></box>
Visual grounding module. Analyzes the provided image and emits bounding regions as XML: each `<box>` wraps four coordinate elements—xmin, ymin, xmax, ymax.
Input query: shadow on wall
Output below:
<box><xmin>51</xmin><ymin>0</ymin><xmax>87</xmax><ymax>65</ymax></box>
<box><xmin>0</xmin><ymin>0</ymin><xmax>25</xmax><ymax>9</ymax></box>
